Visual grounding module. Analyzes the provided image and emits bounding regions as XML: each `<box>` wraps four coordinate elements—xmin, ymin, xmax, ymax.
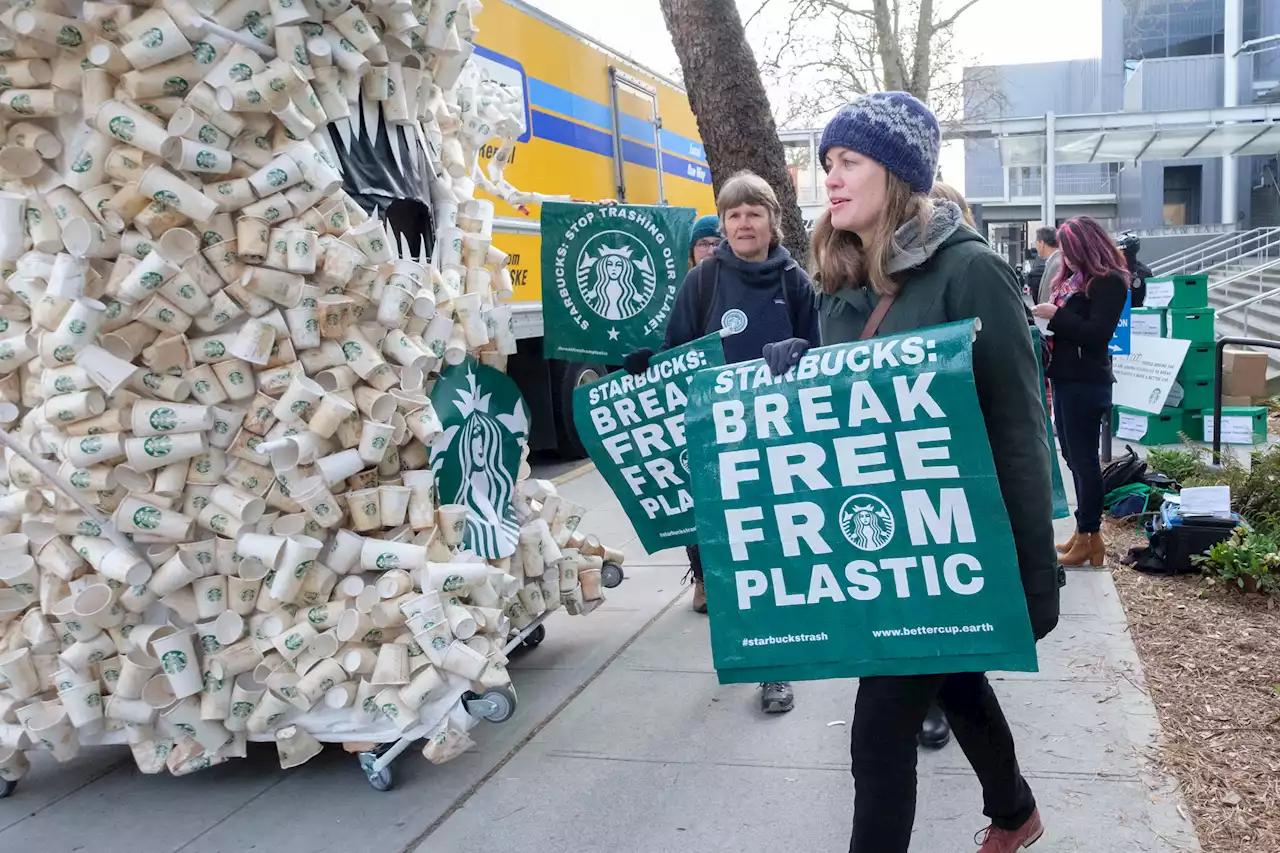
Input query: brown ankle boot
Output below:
<box><xmin>1059</xmin><ymin>531</ymin><xmax>1106</xmax><ymax>567</ymax></box>
<box><xmin>1055</xmin><ymin>528</ymin><xmax>1078</xmax><ymax>554</ymax></box>
<box><xmin>692</xmin><ymin>578</ymin><xmax>707</xmax><ymax>613</ymax></box>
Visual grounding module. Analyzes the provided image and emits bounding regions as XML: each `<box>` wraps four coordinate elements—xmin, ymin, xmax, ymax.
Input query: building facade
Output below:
<box><xmin>964</xmin><ymin>0</ymin><xmax>1280</xmax><ymax>249</ymax></box>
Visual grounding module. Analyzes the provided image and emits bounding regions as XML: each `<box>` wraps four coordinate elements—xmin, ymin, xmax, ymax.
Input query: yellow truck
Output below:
<box><xmin>472</xmin><ymin>0</ymin><xmax>716</xmax><ymax>455</ymax></box>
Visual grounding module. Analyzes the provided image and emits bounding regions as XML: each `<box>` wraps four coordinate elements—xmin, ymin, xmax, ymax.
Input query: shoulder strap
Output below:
<box><xmin>780</xmin><ymin>262</ymin><xmax>799</xmax><ymax>334</ymax></box>
<box><xmin>860</xmin><ymin>293</ymin><xmax>896</xmax><ymax>340</ymax></box>
<box><xmin>696</xmin><ymin>259</ymin><xmax>720</xmax><ymax>334</ymax></box>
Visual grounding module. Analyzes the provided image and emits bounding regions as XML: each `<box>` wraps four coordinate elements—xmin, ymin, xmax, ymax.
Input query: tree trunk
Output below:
<box><xmin>658</xmin><ymin>0</ymin><xmax>809</xmax><ymax>267</ymax></box>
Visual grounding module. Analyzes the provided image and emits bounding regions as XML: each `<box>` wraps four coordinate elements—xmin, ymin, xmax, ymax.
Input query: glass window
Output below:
<box><xmin>782</xmin><ymin>139</ymin><xmax>817</xmax><ymax>204</ymax></box>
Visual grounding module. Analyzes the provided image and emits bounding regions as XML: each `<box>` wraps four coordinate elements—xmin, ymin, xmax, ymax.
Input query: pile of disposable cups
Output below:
<box><xmin>0</xmin><ymin>0</ymin><xmax>625</xmax><ymax>784</ymax></box>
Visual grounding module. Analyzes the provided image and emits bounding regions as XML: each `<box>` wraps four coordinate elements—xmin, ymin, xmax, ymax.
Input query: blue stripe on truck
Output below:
<box><xmin>530</xmin><ymin>109</ymin><xmax>712</xmax><ymax>185</ymax></box>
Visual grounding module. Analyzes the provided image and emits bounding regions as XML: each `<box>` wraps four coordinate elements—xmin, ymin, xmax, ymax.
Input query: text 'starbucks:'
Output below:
<box><xmin>685</xmin><ymin>322</ymin><xmax>1039</xmax><ymax>682</ymax></box>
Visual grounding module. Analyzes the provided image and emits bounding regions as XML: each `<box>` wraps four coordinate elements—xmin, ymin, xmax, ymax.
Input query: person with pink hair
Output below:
<box><xmin>1032</xmin><ymin>216</ymin><xmax>1130</xmax><ymax>568</ymax></box>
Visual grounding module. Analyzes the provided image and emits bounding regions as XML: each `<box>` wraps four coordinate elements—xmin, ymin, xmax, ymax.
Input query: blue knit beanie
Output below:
<box><xmin>689</xmin><ymin>214</ymin><xmax>720</xmax><ymax>250</ymax></box>
<box><xmin>818</xmin><ymin>92</ymin><xmax>941</xmax><ymax>195</ymax></box>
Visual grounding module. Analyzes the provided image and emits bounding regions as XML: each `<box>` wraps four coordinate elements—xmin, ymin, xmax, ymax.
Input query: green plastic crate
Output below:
<box><xmin>1171</xmin><ymin>274</ymin><xmax>1209</xmax><ymax>309</ymax></box>
<box><xmin>1168</xmin><ymin>307</ymin><xmax>1216</xmax><ymax>342</ymax></box>
<box><xmin>1130</xmin><ymin>307</ymin><xmax>1166</xmax><ymax>337</ymax></box>
<box><xmin>1176</xmin><ymin>342</ymin><xmax>1217</xmax><ymax>383</ymax></box>
<box><xmin>1184</xmin><ymin>409</ymin><xmax>1205</xmax><ymax>439</ymax></box>
<box><xmin>1200</xmin><ymin>406</ymin><xmax>1269</xmax><ymax>445</ymax></box>
<box><xmin>1112</xmin><ymin>406</ymin><xmax>1186</xmax><ymax>446</ymax></box>
<box><xmin>1178</xmin><ymin>378</ymin><xmax>1216</xmax><ymax>412</ymax></box>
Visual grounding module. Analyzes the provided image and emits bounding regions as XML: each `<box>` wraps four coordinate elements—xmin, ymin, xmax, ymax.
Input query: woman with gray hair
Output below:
<box><xmin>623</xmin><ymin>169</ymin><xmax>820</xmax><ymax>715</ymax></box>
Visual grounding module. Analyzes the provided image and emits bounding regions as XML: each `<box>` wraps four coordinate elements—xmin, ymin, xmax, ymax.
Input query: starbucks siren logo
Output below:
<box><xmin>570</xmin><ymin>230</ymin><xmax>660</xmax><ymax>322</ymax></box>
<box><xmin>54</xmin><ymin>375</ymin><xmax>75</xmax><ymax>393</ymax></box>
<box><xmin>143</xmin><ymin>436</ymin><xmax>172</xmax><ymax>457</ymax></box>
<box><xmin>132</xmin><ymin>505</ymin><xmax>163</xmax><ymax>529</ymax></box>
<box><xmin>57</xmin><ymin>26</ymin><xmax>83</xmax><ymax>47</ymax></box>
<box><xmin>195</xmin><ymin>150</ymin><xmax>217</xmax><ymax>169</ymax></box>
<box><xmin>8</xmin><ymin>93</ymin><xmax>32</xmax><ymax>115</ymax></box>
<box><xmin>838</xmin><ymin>494</ymin><xmax>896</xmax><ymax>552</ymax></box>
<box><xmin>149</xmin><ymin>407</ymin><xmax>179</xmax><ymax>431</ymax></box>
<box><xmin>108</xmin><ymin>116</ymin><xmax>136</xmax><ymax>142</ymax></box>
<box><xmin>140</xmin><ymin>27</ymin><xmax>163</xmax><ymax>48</ymax></box>
<box><xmin>679</xmin><ymin>449</ymin><xmax>690</xmax><ymax>473</ymax></box>
<box><xmin>161</xmin><ymin>650</ymin><xmax>188</xmax><ymax>674</ymax></box>
<box><xmin>193</xmin><ymin>41</ymin><xmax>216</xmax><ymax>64</ymax></box>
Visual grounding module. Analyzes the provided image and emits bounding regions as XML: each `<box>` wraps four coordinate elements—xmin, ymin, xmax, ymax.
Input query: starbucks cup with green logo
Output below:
<box><xmin>151</xmin><ymin>630</ymin><xmax>202</xmax><ymax>699</ymax></box>
<box><xmin>0</xmin><ymin>331</ymin><xmax>36</xmax><ymax>376</ymax></box>
<box><xmin>58</xmin><ymin>681</ymin><xmax>105</xmax><ymax>731</ymax></box>
<box><xmin>161</xmin><ymin>694</ymin><xmax>228</xmax><ymax>750</ymax></box>
<box><xmin>119</xmin><ymin>9</ymin><xmax>191</xmax><ymax>70</ymax></box>
<box><xmin>117</xmin><ymin>248</ymin><xmax>179</xmax><ymax>304</ymax></box>
<box><xmin>131</xmin><ymin>400</ymin><xmax>214</xmax><ymax>437</ymax></box>
<box><xmin>355</xmin><ymin>540</ymin><xmax>425</xmax><ymax>577</ymax></box>
<box><xmin>270</xmin><ymin>619</ymin><xmax>316</xmax><ymax>662</ymax></box>
<box><xmin>25</xmin><ymin>706</ymin><xmax>80</xmax><ymax>763</ymax></box>
<box><xmin>47</xmin><ymin>254</ymin><xmax>90</xmax><ymax>301</ymax></box>
<box><xmin>137</xmin><ymin>164</ymin><xmax>218</xmax><ymax>223</ymax></box>
<box><xmin>208</xmin><ymin>358</ymin><xmax>255</xmax><ymax>402</ymax></box>
<box><xmin>146</xmin><ymin>550</ymin><xmax>200</xmax><ymax>599</ymax></box>
<box><xmin>193</xmin><ymin>575</ymin><xmax>227</xmax><ymax>620</ymax></box>
<box><xmin>59</xmin><ymin>630</ymin><xmax>117</xmax><ymax>672</ymax></box>
<box><xmin>307</xmin><ymin>391</ymin><xmax>356</xmax><ymax>440</ymax></box>
<box><xmin>223</xmin><ymin>672</ymin><xmax>266</xmax><ymax>733</ymax></box>
<box><xmin>0</xmin><ymin>647</ymin><xmax>40</xmax><ymax>700</ymax></box>
<box><xmin>169</xmin><ymin>105</ymin><xmax>233</xmax><ymax>151</ymax></box>
<box><xmin>41</xmin><ymin>387</ymin><xmax>107</xmax><ymax>426</ymax></box>
<box><xmin>435</xmin><ymin>504</ymin><xmax>469</xmax><ymax>548</ymax></box>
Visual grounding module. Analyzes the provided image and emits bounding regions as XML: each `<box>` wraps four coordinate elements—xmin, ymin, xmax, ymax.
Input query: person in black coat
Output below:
<box><xmin>1032</xmin><ymin>217</ymin><xmax>1130</xmax><ymax>569</ymax></box>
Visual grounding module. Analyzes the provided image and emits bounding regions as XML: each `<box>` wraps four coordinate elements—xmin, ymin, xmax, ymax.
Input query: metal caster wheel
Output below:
<box><xmin>602</xmin><ymin>561</ymin><xmax>624</xmax><ymax>588</ymax></box>
<box><xmin>359</xmin><ymin>752</ymin><xmax>394</xmax><ymax>792</ymax></box>
<box><xmin>0</xmin><ymin>777</ymin><xmax>16</xmax><ymax>798</ymax></box>
<box><xmin>520</xmin><ymin>623</ymin><xmax>546</xmax><ymax>648</ymax></box>
<box><xmin>464</xmin><ymin>687</ymin><xmax>518</xmax><ymax>723</ymax></box>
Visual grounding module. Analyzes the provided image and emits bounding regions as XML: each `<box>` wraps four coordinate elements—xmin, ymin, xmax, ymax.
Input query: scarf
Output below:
<box><xmin>1050</xmin><ymin>269</ymin><xmax>1084</xmax><ymax>308</ymax></box>
<box><xmin>885</xmin><ymin>199</ymin><xmax>964</xmax><ymax>274</ymax></box>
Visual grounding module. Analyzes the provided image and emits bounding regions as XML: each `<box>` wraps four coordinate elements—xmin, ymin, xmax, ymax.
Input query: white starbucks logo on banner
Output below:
<box><xmin>430</xmin><ymin>363</ymin><xmax>530</xmax><ymax>559</ymax></box>
<box><xmin>575</xmin><ymin>232</ymin><xmax>657</xmax><ymax>321</ymax></box>
<box><xmin>838</xmin><ymin>494</ymin><xmax>895</xmax><ymax>552</ymax></box>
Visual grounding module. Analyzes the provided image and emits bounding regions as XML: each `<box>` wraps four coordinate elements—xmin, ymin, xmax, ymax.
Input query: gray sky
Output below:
<box><xmin>522</xmin><ymin>0</ymin><xmax>1104</xmax><ymax>193</ymax></box>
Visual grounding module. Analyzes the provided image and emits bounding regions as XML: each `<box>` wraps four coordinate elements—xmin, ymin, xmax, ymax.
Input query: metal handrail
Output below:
<box><xmin>1206</xmin><ymin>253</ymin><xmax>1280</xmax><ymax>291</ymax></box>
<box><xmin>1150</xmin><ymin>227</ymin><xmax>1265</xmax><ymax>274</ymax></box>
<box><xmin>1216</xmin><ymin>284</ymin><xmax>1280</xmax><ymax>316</ymax></box>
<box><xmin>1154</xmin><ymin>227</ymin><xmax>1280</xmax><ymax>277</ymax></box>
<box><xmin>1167</xmin><ymin>232</ymin><xmax>1280</xmax><ymax>280</ymax></box>
<box><xmin>1212</xmin><ymin>337</ymin><xmax>1280</xmax><ymax>459</ymax></box>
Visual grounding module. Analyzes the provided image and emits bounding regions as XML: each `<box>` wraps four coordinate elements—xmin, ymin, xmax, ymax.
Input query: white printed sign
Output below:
<box><xmin>1116</xmin><ymin>413</ymin><xmax>1148</xmax><ymax>441</ymax></box>
<box><xmin>1131</xmin><ymin>313</ymin><xmax>1163</xmax><ymax>337</ymax></box>
<box><xmin>1112</xmin><ymin>336</ymin><xmax>1191</xmax><ymax>414</ymax></box>
<box><xmin>1144</xmin><ymin>280</ymin><xmax>1175</xmax><ymax>308</ymax></box>
<box><xmin>1202</xmin><ymin>415</ymin><xmax>1256</xmax><ymax>445</ymax></box>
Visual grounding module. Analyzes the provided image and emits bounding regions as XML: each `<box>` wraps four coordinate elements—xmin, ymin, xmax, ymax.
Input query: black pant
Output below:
<box><xmin>687</xmin><ymin>545</ymin><xmax>703</xmax><ymax>581</ymax></box>
<box><xmin>849</xmin><ymin>674</ymin><xmax>1036</xmax><ymax>852</ymax></box>
<box><xmin>1051</xmin><ymin>379</ymin><xmax>1112</xmax><ymax>533</ymax></box>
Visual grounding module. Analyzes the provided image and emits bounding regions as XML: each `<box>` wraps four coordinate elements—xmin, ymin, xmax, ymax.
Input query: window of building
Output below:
<box><xmin>1122</xmin><ymin>0</ymin><xmax>1261</xmax><ymax>61</ymax></box>
<box><xmin>782</xmin><ymin>139</ymin><xmax>817</xmax><ymax>204</ymax></box>
<box><xmin>1163</xmin><ymin>165</ymin><xmax>1203</xmax><ymax>226</ymax></box>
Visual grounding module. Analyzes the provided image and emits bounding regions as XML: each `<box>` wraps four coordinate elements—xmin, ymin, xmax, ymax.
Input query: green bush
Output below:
<box><xmin>1193</xmin><ymin>527</ymin><xmax>1280</xmax><ymax>594</ymax></box>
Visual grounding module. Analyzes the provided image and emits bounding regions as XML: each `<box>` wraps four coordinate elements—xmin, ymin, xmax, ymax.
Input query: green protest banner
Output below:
<box><xmin>541</xmin><ymin>201</ymin><xmax>698</xmax><ymax>365</ymax></box>
<box><xmin>429</xmin><ymin>358</ymin><xmax>531</xmax><ymax>559</ymax></box>
<box><xmin>1031</xmin><ymin>328</ymin><xmax>1071</xmax><ymax>521</ymax></box>
<box><xmin>572</xmin><ymin>333</ymin><xmax>727</xmax><ymax>553</ymax></box>
<box><xmin>686</xmin><ymin>321</ymin><xmax>1039</xmax><ymax>684</ymax></box>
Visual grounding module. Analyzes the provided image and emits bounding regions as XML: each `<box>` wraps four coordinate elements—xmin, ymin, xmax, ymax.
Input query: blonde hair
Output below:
<box><xmin>930</xmin><ymin>181</ymin><xmax>975</xmax><ymax>227</ymax></box>
<box><xmin>717</xmin><ymin>170</ymin><xmax>784</xmax><ymax>250</ymax></box>
<box><xmin>810</xmin><ymin>170</ymin><xmax>932</xmax><ymax>297</ymax></box>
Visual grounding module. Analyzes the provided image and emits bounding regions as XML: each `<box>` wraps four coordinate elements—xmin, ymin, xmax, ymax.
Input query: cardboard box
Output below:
<box><xmin>1221</xmin><ymin>395</ymin><xmax>1254</xmax><ymax>407</ymax></box>
<box><xmin>1221</xmin><ymin>348</ymin><xmax>1269</xmax><ymax>398</ymax></box>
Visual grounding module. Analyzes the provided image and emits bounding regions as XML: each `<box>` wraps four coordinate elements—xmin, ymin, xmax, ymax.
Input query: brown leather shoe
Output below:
<box><xmin>1059</xmin><ymin>531</ymin><xmax>1106</xmax><ymax>568</ymax></box>
<box><xmin>1055</xmin><ymin>528</ymin><xmax>1078</xmax><ymax>554</ymax></box>
<box><xmin>976</xmin><ymin>809</ymin><xmax>1044</xmax><ymax>851</ymax></box>
<box><xmin>692</xmin><ymin>578</ymin><xmax>707</xmax><ymax>613</ymax></box>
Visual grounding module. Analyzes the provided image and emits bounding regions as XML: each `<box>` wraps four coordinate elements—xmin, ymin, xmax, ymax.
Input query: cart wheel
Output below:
<box><xmin>0</xmin><ymin>777</ymin><xmax>15</xmax><ymax>799</ymax></box>
<box><xmin>480</xmin><ymin>687</ymin><xmax>517</xmax><ymax>723</ymax></box>
<box><xmin>521</xmin><ymin>623</ymin><xmax>546</xmax><ymax>648</ymax></box>
<box><xmin>359</xmin><ymin>752</ymin><xmax>394</xmax><ymax>792</ymax></box>
<box><xmin>602</xmin><ymin>562</ymin><xmax>624</xmax><ymax>588</ymax></box>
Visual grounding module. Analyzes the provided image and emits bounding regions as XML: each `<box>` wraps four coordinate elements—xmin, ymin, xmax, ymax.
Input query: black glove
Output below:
<box><xmin>623</xmin><ymin>347</ymin><xmax>654</xmax><ymax>376</ymax></box>
<box><xmin>762</xmin><ymin>338</ymin><xmax>810</xmax><ymax>376</ymax></box>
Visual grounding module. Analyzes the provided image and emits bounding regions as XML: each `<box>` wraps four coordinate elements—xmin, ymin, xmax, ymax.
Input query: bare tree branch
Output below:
<box><xmin>932</xmin><ymin>0</ymin><xmax>984</xmax><ymax>31</ymax></box>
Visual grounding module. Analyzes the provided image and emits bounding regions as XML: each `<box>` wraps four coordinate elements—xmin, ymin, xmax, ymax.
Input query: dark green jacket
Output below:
<box><xmin>819</xmin><ymin>227</ymin><xmax>1061</xmax><ymax>641</ymax></box>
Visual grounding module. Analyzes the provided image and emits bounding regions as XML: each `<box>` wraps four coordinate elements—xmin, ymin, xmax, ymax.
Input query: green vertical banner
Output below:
<box><xmin>685</xmin><ymin>321</ymin><xmax>1039</xmax><ymax>684</ymax></box>
<box><xmin>541</xmin><ymin>202</ymin><xmax>698</xmax><ymax>365</ymax></box>
<box><xmin>572</xmin><ymin>333</ymin><xmax>726</xmax><ymax>553</ymax></box>
<box><xmin>429</xmin><ymin>358</ymin><xmax>531</xmax><ymax>559</ymax></box>
<box><xmin>1031</xmin><ymin>328</ymin><xmax>1072</xmax><ymax>521</ymax></box>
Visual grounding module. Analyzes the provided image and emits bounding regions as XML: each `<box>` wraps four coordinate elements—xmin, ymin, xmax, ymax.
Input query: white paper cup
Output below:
<box><xmin>271</xmin><ymin>621</ymin><xmax>316</xmax><ymax>661</ymax></box>
<box><xmin>0</xmin><ymin>648</ymin><xmax>40</xmax><ymax>700</ymax></box>
<box><xmin>271</xmin><ymin>534</ymin><xmax>322</xmax><ymax>604</ymax></box>
<box><xmin>378</xmin><ymin>485</ymin><xmax>412</xmax><ymax>528</ymax></box>
<box><xmin>151</xmin><ymin>630</ymin><xmax>202</xmax><ymax>698</ymax></box>
<box><xmin>116</xmin><ymin>650</ymin><xmax>160</xmax><ymax>700</ymax></box>
<box><xmin>437</xmin><ymin>504</ymin><xmax>468</xmax><ymax>547</ymax></box>
<box><xmin>439</xmin><ymin>639</ymin><xmax>488</xmax><ymax>680</ymax></box>
<box><xmin>307</xmin><ymin>392</ymin><xmax>356</xmax><ymax>439</ymax></box>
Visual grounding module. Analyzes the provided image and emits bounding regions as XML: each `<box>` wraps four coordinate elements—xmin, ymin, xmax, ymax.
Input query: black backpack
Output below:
<box><xmin>1102</xmin><ymin>445</ymin><xmax>1148</xmax><ymax>495</ymax></box>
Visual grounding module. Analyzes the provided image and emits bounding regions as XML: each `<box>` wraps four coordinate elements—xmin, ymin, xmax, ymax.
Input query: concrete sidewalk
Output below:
<box><xmin>0</xmin><ymin>465</ymin><xmax>1200</xmax><ymax>853</ymax></box>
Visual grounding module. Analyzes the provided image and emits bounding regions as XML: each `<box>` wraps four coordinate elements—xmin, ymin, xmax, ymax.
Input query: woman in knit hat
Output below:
<box><xmin>623</xmin><ymin>170</ymin><xmax>820</xmax><ymax>716</ymax></box>
<box><xmin>688</xmin><ymin>213</ymin><xmax>721</xmax><ymax>268</ymax></box>
<box><xmin>809</xmin><ymin>93</ymin><xmax>1061</xmax><ymax>852</ymax></box>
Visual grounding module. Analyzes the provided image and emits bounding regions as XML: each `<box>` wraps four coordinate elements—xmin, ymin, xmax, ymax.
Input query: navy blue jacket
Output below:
<box><xmin>663</xmin><ymin>243</ymin><xmax>820</xmax><ymax>364</ymax></box>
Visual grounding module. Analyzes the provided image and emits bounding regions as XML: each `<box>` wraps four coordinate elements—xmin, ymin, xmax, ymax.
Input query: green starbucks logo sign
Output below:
<box><xmin>67</xmin><ymin>319</ymin><xmax>86</xmax><ymax>336</ymax></box>
<box><xmin>195</xmin><ymin>150</ymin><xmax>217</xmax><ymax>169</ymax></box>
<box><xmin>375</xmin><ymin>553</ymin><xmax>399</xmax><ymax>569</ymax></box>
<box><xmin>205</xmin><ymin>587</ymin><xmax>223</xmax><ymax>602</ymax></box>
<box><xmin>54</xmin><ymin>375</ymin><xmax>75</xmax><ymax>393</ymax></box>
<box><xmin>193</xmin><ymin>41</ymin><xmax>216</xmax><ymax>64</ymax></box>
<box><xmin>143</xmin><ymin>373</ymin><xmax>163</xmax><ymax>391</ymax></box>
<box><xmin>69</xmin><ymin>470</ymin><xmax>90</xmax><ymax>488</ymax></box>
<box><xmin>108</xmin><ymin>116</ymin><xmax>136</xmax><ymax>142</ymax></box>
<box><xmin>132</xmin><ymin>505</ymin><xmax>163</xmax><ymax>529</ymax></box>
<box><xmin>198</xmin><ymin>125</ymin><xmax>218</xmax><ymax>144</ymax></box>
<box><xmin>143</xmin><ymin>436</ymin><xmax>172</xmax><ymax>458</ymax></box>
<box><xmin>161</xmin><ymin>650</ymin><xmax>188</xmax><ymax>674</ymax></box>
<box><xmin>57</xmin><ymin>26</ymin><xmax>83</xmax><ymax>47</ymax></box>
<box><xmin>149</xmin><ymin>408</ymin><xmax>179</xmax><ymax>431</ymax></box>
<box><xmin>8</xmin><ymin>94</ymin><xmax>32</xmax><ymax>115</ymax></box>
<box><xmin>209</xmin><ymin>514</ymin><xmax>229</xmax><ymax>533</ymax></box>
<box><xmin>163</xmin><ymin>77</ymin><xmax>188</xmax><ymax>96</ymax></box>
<box><xmin>342</xmin><ymin>341</ymin><xmax>362</xmax><ymax>362</ymax></box>
<box><xmin>140</xmin><ymin>27</ymin><xmax>163</xmax><ymax>48</ymax></box>
<box><xmin>204</xmin><ymin>341</ymin><xmax>225</xmax><ymax>358</ymax></box>
<box><xmin>838</xmin><ymin>494</ymin><xmax>896</xmax><ymax>552</ymax></box>
<box><xmin>229</xmin><ymin>63</ymin><xmax>252</xmax><ymax>82</ymax></box>
<box><xmin>284</xmin><ymin>633</ymin><xmax>304</xmax><ymax>651</ymax></box>
<box><xmin>232</xmin><ymin>701</ymin><xmax>254</xmax><ymax>718</ymax></box>
<box><xmin>201</xmin><ymin>634</ymin><xmax>220</xmax><ymax>653</ymax></box>
<box><xmin>78</xmin><ymin>520</ymin><xmax>101</xmax><ymax>536</ymax></box>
